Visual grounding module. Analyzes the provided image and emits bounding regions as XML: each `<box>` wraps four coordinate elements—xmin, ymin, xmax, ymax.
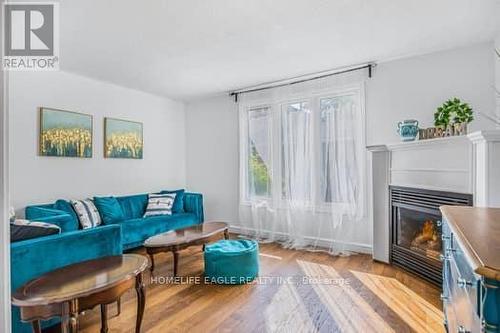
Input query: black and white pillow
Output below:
<box><xmin>144</xmin><ymin>193</ymin><xmax>176</xmax><ymax>217</ymax></box>
<box><xmin>10</xmin><ymin>219</ymin><xmax>61</xmax><ymax>242</ymax></box>
<box><xmin>71</xmin><ymin>199</ymin><xmax>102</xmax><ymax>229</ymax></box>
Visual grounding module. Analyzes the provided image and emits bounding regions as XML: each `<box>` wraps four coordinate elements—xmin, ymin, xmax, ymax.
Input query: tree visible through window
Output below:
<box><xmin>247</xmin><ymin>107</ymin><xmax>272</xmax><ymax>198</ymax></box>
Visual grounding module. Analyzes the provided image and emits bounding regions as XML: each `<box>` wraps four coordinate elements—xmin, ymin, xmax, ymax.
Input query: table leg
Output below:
<box><xmin>61</xmin><ymin>301</ymin><xmax>70</xmax><ymax>333</ymax></box>
<box><xmin>202</xmin><ymin>244</ymin><xmax>205</xmax><ymax>252</ymax></box>
<box><xmin>224</xmin><ymin>229</ymin><xmax>229</xmax><ymax>240</ymax></box>
<box><xmin>135</xmin><ymin>273</ymin><xmax>145</xmax><ymax>333</ymax></box>
<box><xmin>69</xmin><ymin>299</ymin><xmax>79</xmax><ymax>333</ymax></box>
<box><xmin>116</xmin><ymin>297</ymin><xmax>121</xmax><ymax>316</ymax></box>
<box><xmin>172</xmin><ymin>251</ymin><xmax>179</xmax><ymax>277</ymax></box>
<box><xmin>100</xmin><ymin>304</ymin><xmax>108</xmax><ymax>333</ymax></box>
<box><xmin>148</xmin><ymin>253</ymin><xmax>155</xmax><ymax>273</ymax></box>
<box><xmin>31</xmin><ymin>320</ymin><xmax>41</xmax><ymax>333</ymax></box>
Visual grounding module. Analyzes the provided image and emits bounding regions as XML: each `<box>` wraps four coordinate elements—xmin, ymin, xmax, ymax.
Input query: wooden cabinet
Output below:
<box><xmin>441</xmin><ymin>207</ymin><xmax>500</xmax><ymax>333</ymax></box>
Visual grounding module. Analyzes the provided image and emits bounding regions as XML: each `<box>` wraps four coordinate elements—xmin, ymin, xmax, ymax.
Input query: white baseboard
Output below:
<box><xmin>229</xmin><ymin>225</ymin><xmax>373</xmax><ymax>255</ymax></box>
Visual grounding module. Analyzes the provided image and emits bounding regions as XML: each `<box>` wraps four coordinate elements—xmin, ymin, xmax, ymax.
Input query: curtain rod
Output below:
<box><xmin>229</xmin><ymin>63</ymin><xmax>375</xmax><ymax>102</ymax></box>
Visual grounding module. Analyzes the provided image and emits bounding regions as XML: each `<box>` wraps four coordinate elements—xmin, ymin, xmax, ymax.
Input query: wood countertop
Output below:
<box><xmin>440</xmin><ymin>206</ymin><xmax>500</xmax><ymax>281</ymax></box>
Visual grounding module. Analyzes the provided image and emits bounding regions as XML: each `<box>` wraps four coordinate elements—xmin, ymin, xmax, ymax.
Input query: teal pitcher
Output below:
<box><xmin>397</xmin><ymin>120</ymin><xmax>419</xmax><ymax>141</ymax></box>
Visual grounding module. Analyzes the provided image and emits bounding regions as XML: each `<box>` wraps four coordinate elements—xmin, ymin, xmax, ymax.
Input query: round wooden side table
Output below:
<box><xmin>12</xmin><ymin>254</ymin><xmax>149</xmax><ymax>333</ymax></box>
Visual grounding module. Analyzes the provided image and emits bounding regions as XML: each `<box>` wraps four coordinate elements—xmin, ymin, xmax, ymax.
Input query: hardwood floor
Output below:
<box><xmin>70</xmin><ymin>239</ymin><xmax>443</xmax><ymax>333</ymax></box>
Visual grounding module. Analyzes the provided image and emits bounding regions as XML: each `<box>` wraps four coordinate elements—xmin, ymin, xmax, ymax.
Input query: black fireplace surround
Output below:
<box><xmin>390</xmin><ymin>186</ymin><xmax>472</xmax><ymax>286</ymax></box>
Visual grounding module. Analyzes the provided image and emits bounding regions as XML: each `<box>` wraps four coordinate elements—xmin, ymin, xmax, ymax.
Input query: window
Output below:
<box><xmin>247</xmin><ymin>106</ymin><xmax>272</xmax><ymax>198</ymax></box>
<box><xmin>319</xmin><ymin>94</ymin><xmax>359</xmax><ymax>203</ymax></box>
<box><xmin>242</xmin><ymin>87</ymin><xmax>363</xmax><ymax>209</ymax></box>
<box><xmin>281</xmin><ymin>101</ymin><xmax>311</xmax><ymax>201</ymax></box>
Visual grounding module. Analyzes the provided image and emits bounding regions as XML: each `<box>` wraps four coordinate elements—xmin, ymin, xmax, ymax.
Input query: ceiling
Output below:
<box><xmin>52</xmin><ymin>0</ymin><xmax>500</xmax><ymax>101</ymax></box>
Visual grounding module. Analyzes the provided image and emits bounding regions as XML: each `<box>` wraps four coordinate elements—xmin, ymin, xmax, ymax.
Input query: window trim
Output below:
<box><xmin>240</xmin><ymin>83</ymin><xmax>366</xmax><ymax>211</ymax></box>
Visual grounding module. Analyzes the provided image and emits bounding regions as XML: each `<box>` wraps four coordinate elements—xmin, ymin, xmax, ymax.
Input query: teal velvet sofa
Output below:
<box><xmin>11</xmin><ymin>191</ymin><xmax>204</xmax><ymax>333</ymax></box>
<box><xmin>25</xmin><ymin>192</ymin><xmax>204</xmax><ymax>250</ymax></box>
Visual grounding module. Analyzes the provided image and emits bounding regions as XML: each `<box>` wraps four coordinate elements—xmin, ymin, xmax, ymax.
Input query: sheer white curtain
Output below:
<box><xmin>238</xmin><ymin>71</ymin><xmax>367</xmax><ymax>254</ymax></box>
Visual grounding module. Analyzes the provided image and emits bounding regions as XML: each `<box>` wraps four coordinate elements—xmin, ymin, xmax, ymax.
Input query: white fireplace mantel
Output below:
<box><xmin>468</xmin><ymin>130</ymin><xmax>500</xmax><ymax>207</ymax></box>
<box><xmin>367</xmin><ymin>130</ymin><xmax>500</xmax><ymax>263</ymax></box>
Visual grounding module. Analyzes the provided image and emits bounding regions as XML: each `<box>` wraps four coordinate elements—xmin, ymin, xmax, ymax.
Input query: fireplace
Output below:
<box><xmin>390</xmin><ymin>186</ymin><xmax>472</xmax><ymax>286</ymax></box>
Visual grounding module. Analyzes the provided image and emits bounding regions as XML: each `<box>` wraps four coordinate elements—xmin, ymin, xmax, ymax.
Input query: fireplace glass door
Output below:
<box><xmin>394</xmin><ymin>207</ymin><xmax>442</xmax><ymax>262</ymax></box>
<box><xmin>390</xmin><ymin>186</ymin><xmax>472</xmax><ymax>286</ymax></box>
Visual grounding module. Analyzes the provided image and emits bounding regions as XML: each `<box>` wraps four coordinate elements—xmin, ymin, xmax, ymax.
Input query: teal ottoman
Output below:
<box><xmin>204</xmin><ymin>239</ymin><xmax>259</xmax><ymax>284</ymax></box>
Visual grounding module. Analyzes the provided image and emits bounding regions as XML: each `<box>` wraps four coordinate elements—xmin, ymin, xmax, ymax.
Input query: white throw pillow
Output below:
<box><xmin>144</xmin><ymin>193</ymin><xmax>176</xmax><ymax>217</ymax></box>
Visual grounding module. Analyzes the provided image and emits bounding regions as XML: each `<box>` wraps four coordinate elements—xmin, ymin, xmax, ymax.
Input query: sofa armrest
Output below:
<box><xmin>25</xmin><ymin>206</ymin><xmax>76</xmax><ymax>232</ymax></box>
<box><xmin>11</xmin><ymin>224</ymin><xmax>122</xmax><ymax>290</ymax></box>
<box><xmin>25</xmin><ymin>204</ymin><xmax>56</xmax><ymax>218</ymax></box>
<box><xmin>184</xmin><ymin>192</ymin><xmax>204</xmax><ymax>223</ymax></box>
<box><xmin>11</xmin><ymin>225</ymin><xmax>122</xmax><ymax>332</ymax></box>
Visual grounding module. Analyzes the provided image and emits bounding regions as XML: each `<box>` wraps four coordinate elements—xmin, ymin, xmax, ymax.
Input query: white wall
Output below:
<box><xmin>366</xmin><ymin>42</ymin><xmax>496</xmax><ymax>145</ymax></box>
<box><xmin>9</xmin><ymin>71</ymin><xmax>186</xmax><ymax>211</ymax></box>
<box><xmin>185</xmin><ymin>42</ymin><xmax>496</xmax><ymax>250</ymax></box>
<box><xmin>185</xmin><ymin>96</ymin><xmax>239</xmax><ymax>222</ymax></box>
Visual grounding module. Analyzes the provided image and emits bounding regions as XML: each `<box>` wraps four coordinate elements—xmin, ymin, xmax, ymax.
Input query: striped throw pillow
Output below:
<box><xmin>144</xmin><ymin>193</ymin><xmax>176</xmax><ymax>217</ymax></box>
<box><xmin>71</xmin><ymin>199</ymin><xmax>102</xmax><ymax>229</ymax></box>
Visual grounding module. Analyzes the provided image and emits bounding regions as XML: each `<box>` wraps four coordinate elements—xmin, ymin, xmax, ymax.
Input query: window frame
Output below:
<box><xmin>316</xmin><ymin>89</ymin><xmax>364</xmax><ymax>207</ymax></box>
<box><xmin>240</xmin><ymin>83</ymin><xmax>365</xmax><ymax>211</ymax></box>
<box><xmin>241</xmin><ymin>104</ymin><xmax>274</xmax><ymax>203</ymax></box>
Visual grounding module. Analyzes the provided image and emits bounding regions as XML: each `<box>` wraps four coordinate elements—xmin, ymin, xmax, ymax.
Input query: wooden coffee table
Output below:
<box><xmin>12</xmin><ymin>254</ymin><xmax>148</xmax><ymax>333</ymax></box>
<box><xmin>144</xmin><ymin>221</ymin><xmax>229</xmax><ymax>276</ymax></box>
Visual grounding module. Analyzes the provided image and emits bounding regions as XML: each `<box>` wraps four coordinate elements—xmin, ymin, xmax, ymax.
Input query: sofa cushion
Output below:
<box><xmin>94</xmin><ymin>196</ymin><xmax>125</xmax><ymax>224</ymax></box>
<box><xmin>144</xmin><ymin>193</ymin><xmax>176</xmax><ymax>217</ymax></box>
<box><xmin>119</xmin><ymin>213</ymin><xmax>198</xmax><ymax>247</ymax></box>
<box><xmin>10</xmin><ymin>219</ymin><xmax>61</xmax><ymax>242</ymax></box>
<box><xmin>116</xmin><ymin>194</ymin><xmax>148</xmax><ymax>219</ymax></box>
<box><xmin>160</xmin><ymin>189</ymin><xmax>185</xmax><ymax>213</ymax></box>
<box><xmin>54</xmin><ymin>200</ymin><xmax>80</xmax><ymax>230</ymax></box>
<box><xmin>71</xmin><ymin>199</ymin><xmax>102</xmax><ymax>229</ymax></box>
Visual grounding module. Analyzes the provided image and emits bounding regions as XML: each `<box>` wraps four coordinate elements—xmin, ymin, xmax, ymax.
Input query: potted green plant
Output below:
<box><xmin>434</xmin><ymin>98</ymin><xmax>473</xmax><ymax>135</ymax></box>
